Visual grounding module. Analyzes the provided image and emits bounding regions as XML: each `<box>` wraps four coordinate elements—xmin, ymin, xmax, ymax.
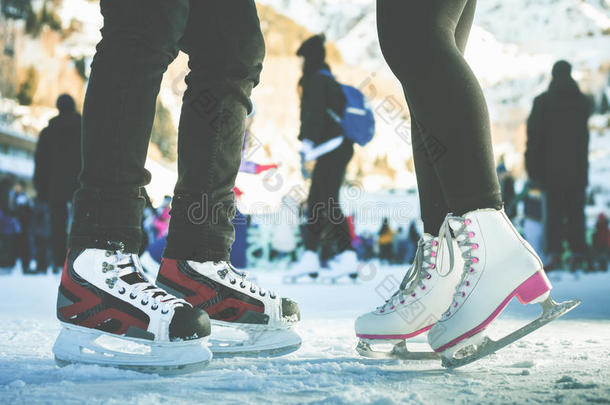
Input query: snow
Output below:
<box><xmin>1</xmin><ymin>266</ymin><xmax>609</xmax><ymax>404</ymax></box>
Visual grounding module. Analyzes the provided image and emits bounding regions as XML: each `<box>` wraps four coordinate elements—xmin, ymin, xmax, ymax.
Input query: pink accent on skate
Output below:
<box><xmin>472</xmin><ymin>258</ymin><xmax>479</xmax><ymax>263</ymax></box>
<box><xmin>468</xmin><ymin>232</ymin><xmax>475</xmax><ymax>238</ymax></box>
<box><xmin>432</xmin><ymin>241</ymin><xmax>438</xmax><ymax>246</ymax></box>
<box><xmin>430</xmin><ymin>264</ymin><xmax>436</xmax><ymax>269</ymax></box>
<box><xmin>472</xmin><ymin>243</ymin><xmax>479</xmax><ymax>249</ymax></box>
<box><xmin>434</xmin><ymin>271</ymin><xmax>552</xmax><ymax>353</ymax></box>
<box><xmin>431</xmin><ymin>252</ymin><xmax>437</xmax><ymax>257</ymax></box>
<box><xmin>357</xmin><ymin>324</ymin><xmax>434</xmax><ymax>340</ymax></box>
<box><xmin>464</xmin><ymin>219</ymin><xmax>471</xmax><ymax>225</ymax></box>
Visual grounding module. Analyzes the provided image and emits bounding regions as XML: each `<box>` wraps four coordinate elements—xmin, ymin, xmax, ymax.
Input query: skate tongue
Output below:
<box><xmin>120</xmin><ymin>271</ymin><xmax>148</xmax><ymax>285</ymax></box>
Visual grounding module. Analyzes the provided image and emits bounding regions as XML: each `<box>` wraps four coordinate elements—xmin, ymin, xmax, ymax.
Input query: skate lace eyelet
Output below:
<box><xmin>470</xmin><ymin>268</ymin><xmax>475</xmax><ymax>273</ymax></box>
<box><xmin>431</xmin><ymin>251</ymin><xmax>437</xmax><ymax>257</ymax></box>
<box><xmin>411</xmin><ymin>293</ymin><xmax>416</xmax><ymax>297</ymax></box>
<box><xmin>454</xmin><ymin>302</ymin><xmax>458</xmax><ymax>308</ymax></box>
<box><xmin>141</xmin><ymin>299</ymin><xmax>148</xmax><ymax>306</ymax></box>
<box><xmin>390</xmin><ymin>306</ymin><xmax>395</xmax><ymax>310</ymax></box>
<box><xmin>465</xmin><ymin>281</ymin><xmax>470</xmax><ymax>286</ymax></box>
<box><xmin>118</xmin><ymin>287</ymin><xmax>125</xmax><ymax>294</ymax></box>
<box><xmin>240</xmin><ymin>282</ymin><xmax>246</xmax><ymax>288</ymax></box>
<box><xmin>161</xmin><ymin>309</ymin><xmax>169</xmax><ymax>314</ymax></box>
<box><xmin>250</xmin><ymin>288</ymin><xmax>256</xmax><ymax>293</ymax></box>
<box><xmin>270</xmin><ymin>294</ymin><xmax>276</xmax><ymax>299</ymax></box>
<box><xmin>426</xmin><ymin>274</ymin><xmax>432</xmax><ymax>280</ymax></box>
<box><xmin>400</xmin><ymin>299</ymin><xmax>405</xmax><ymax>304</ymax></box>
<box><xmin>468</xmin><ymin>232</ymin><xmax>475</xmax><ymax>238</ymax></box>
<box><xmin>464</xmin><ymin>219</ymin><xmax>471</xmax><ymax>226</ymax></box>
<box><xmin>379</xmin><ymin>309</ymin><xmax>385</xmax><ymax>313</ymax></box>
<box><xmin>129</xmin><ymin>293</ymin><xmax>137</xmax><ymax>299</ymax></box>
<box><xmin>461</xmin><ymin>292</ymin><xmax>466</xmax><ymax>297</ymax></box>
<box><xmin>429</xmin><ymin>263</ymin><xmax>435</xmax><ymax>269</ymax></box>
<box><xmin>259</xmin><ymin>291</ymin><xmax>266</xmax><ymax>297</ymax></box>
<box><xmin>432</xmin><ymin>241</ymin><xmax>438</xmax><ymax>246</ymax></box>
<box><xmin>472</xmin><ymin>257</ymin><xmax>479</xmax><ymax>263</ymax></box>
<box><xmin>472</xmin><ymin>243</ymin><xmax>479</xmax><ymax>250</ymax></box>
<box><xmin>230</xmin><ymin>279</ymin><xmax>236</xmax><ymax>285</ymax></box>
<box><xmin>105</xmin><ymin>251</ymin><xmax>112</xmax><ymax>257</ymax></box>
<box><xmin>421</xmin><ymin>285</ymin><xmax>426</xmax><ymax>290</ymax></box>
<box><xmin>151</xmin><ymin>304</ymin><xmax>158</xmax><ymax>310</ymax></box>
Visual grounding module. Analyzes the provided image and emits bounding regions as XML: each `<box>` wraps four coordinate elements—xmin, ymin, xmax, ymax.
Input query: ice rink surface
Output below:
<box><xmin>1</xmin><ymin>265</ymin><xmax>609</xmax><ymax>404</ymax></box>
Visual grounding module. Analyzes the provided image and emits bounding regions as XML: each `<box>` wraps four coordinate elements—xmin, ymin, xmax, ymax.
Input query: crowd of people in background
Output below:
<box><xmin>1</xmin><ymin>59</ymin><xmax>610</xmax><ymax>275</ymax></box>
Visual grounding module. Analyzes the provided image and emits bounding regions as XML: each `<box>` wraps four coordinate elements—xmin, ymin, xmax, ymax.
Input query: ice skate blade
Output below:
<box><xmin>53</xmin><ymin>323</ymin><xmax>212</xmax><ymax>375</ymax></box>
<box><xmin>440</xmin><ymin>297</ymin><xmax>581</xmax><ymax>369</ymax></box>
<box><xmin>209</xmin><ymin>322</ymin><xmax>302</xmax><ymax>358</ymax></box>
<box><xmin>320</xmin><ymin>272</ymin><xmax>359</xmax><ymax>284</ymax></box>
<box><xmin>282</xmin><ymin>272</ymin><xmax>319</xmax><ymax>284</ymax></box>
<box><xmin>356</xmin><ymin>340</ymin><xmax>438</xmax><ymax>360</ymax></box>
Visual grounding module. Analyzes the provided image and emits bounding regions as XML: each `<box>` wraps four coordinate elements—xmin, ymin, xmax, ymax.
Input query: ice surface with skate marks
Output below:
<box><xmin>0</xmin><ymin>266</ymin><xmax>609</xmax><ymax>404</ymax></box>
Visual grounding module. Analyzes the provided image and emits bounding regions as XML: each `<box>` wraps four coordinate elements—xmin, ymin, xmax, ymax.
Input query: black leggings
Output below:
<box><xmin>377</xmin><ymin>0</ymin><xmax>502</xmax><ymax>234</ymax></box>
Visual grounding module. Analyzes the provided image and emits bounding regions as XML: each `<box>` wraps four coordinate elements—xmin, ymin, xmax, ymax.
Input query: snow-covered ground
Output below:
<box><xmin>1</xmin><ymin>266</ymin><xmax>609</xmax><ymax>404</ymax></box>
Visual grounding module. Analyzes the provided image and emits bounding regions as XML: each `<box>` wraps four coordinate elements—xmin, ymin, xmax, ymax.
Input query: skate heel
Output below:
<box><xmin>515</xmin><ymin>271</ymin><xmax>552</xmax><ymax>305</ymax></box>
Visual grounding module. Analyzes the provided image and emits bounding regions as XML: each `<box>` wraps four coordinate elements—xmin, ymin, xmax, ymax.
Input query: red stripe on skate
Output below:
<box><xmin>357</xmin><ymin>324</ymin><xmax>434</xmax><ymax>340</ymax></box>
<box><xmin>59</xmin><ymin>254</ymin><xmax>102</xmax><ymax>320</ymax></box>
<box><xmin>434</xmin><ymin>271</ymin><xmax>552</xmax><ymax>353</ymax></box>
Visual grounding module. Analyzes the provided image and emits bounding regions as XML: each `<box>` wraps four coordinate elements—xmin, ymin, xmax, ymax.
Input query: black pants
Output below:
<box><xmin>377</xmin><ymin>0</ymin><xmax>502</xmax><ymax>234</ymax></box>
<box><xmin>545</xmin><ymin>188</ymin><xmax>586</xmax><ymax>256</ymax></box>
<box><xmin>70</xmin><ymin>0</ymin><xmax>265</xmax><ymax>262</ymax></box>
<box><xmin>304</xmin><ymin>140</ymin><xmax>354</xmax><ymax>258</ymax></box>
<box><xmin>50</xmin><ymin>201</ymin><xmax>68</xmax><ymax>268</ymax></box>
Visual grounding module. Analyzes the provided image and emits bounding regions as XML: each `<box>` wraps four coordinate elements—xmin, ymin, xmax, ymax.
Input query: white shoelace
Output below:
<box><xmin>217</xmin><ymin>262</ymin><xmax>277</xmax><ymax>299</ymax></box>
<box><xmin>438</xmin><ymin>216</ymin><xmax>480</xmax><ymax>317</ymax></box>
<box><xmin>378</xmin><ymin>236</ymin><xmax>437</xmax><ymax>312</ymax></box>
<box><xmin>103</xmin><ymin>251</ymin><xmax>188</xmax><ymax>314</ymax></box>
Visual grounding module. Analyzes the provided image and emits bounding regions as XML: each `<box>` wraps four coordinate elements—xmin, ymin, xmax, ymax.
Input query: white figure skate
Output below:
<box><xmin>427</xmin><ymin>209</ymin><xmax>581</xmax><ymax>368</ymax></box>
<box><xmin>283</xmin><ymin>250</ymin><xmax>321</xmax><ymax>283</ymax></box>
<box><xmin>355</xmin><ymin>233</ymin><xmax>463</xmax><ymax>359</ymax></box>
<box><xmin>54</xmin><ymin>248</ymin><xmax>212</xmax><ymax>375</ymax></box>
<box><xmin>157</xmin><ymin>259</ymin><xmax>302</xmax><ymax>357</ymax></box>
<box><xmin>320</xmin><ymin>250</ymin><xmax>360</xmax><ymax>283</ymax></box>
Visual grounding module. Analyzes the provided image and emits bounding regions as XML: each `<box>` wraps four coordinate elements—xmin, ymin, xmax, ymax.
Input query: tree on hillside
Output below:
<box><xmin>16</xmin><ymin>65</ymin><xmax>38</xmax><ymax>105</ymax></box>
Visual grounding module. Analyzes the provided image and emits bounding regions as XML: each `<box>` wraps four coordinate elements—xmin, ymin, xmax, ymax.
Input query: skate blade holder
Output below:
<box><xmin>208</xmin><ymin>322</ymin><xmax>302</xmax><ymax>358</ymax></box>
<box><xmin>440</xmin><ymin>296</ymin><xmax>582</xmax><ymax>369</ymax></box>
<box><xmin>356</xmin><ymin>339</ymin><xmax>438</xmax><ymax>360</ymax></box>
<box><xmin>53</xmin><ymin>324</ymin><xmax>212</xmax><ymax>375</ymax></box>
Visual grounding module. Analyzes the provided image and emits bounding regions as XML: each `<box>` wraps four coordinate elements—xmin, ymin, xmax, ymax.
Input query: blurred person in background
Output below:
<box><xmin>378</xmin><ymin>217</ymin><xmax>394</xmax><ymax>263</ymax></box>
<box><xmin>526</xmin><ymin>60</ymin><xmax>591</xmax><ymax>271</ymax></box>
<box><xmin>9</xmin><ymin>181</ymin><xmax>33</xmax><ymax>274</ymax></box>
<box><xmin>0</xmin><ymin>176</ymin><xmax>19</xmax><ymax>271</ymax></box>
<box><xmin>290</xmin><ymin>34</ymin><xmax>357</xmax><ymax>276</ymax></box>
<box><xmin>34</xmin><ymin>94</ymin><xmax>82</xmax><ymax>273</ymax></box>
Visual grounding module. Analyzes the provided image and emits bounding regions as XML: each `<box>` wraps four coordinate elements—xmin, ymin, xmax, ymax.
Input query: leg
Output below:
<box><xmin>544</xmin><ymin>190</ymin><xmax>564</xmax><ymax>257</ymax></box>
<box><xmin>377</xmin><ymin>0</ymin><xmax>501</xmax><ymax>215</ymax></box>
<box><xmin>70</xmin><ymin>0</ymin><xmax>189</xmax><ymax>254</ymax></box>
<box><xmin>50</xmin><ymin>202</ymin><xmax>68</xmax><ymax>269</ymax></box>
<box><xmin>406</xmin><ymin>0</ymin><xmax>476</xmax><ymax>234</ymax></box>
<box><xmin>164</xmin><ymin>0</ymin><xmax>265</xmax><ymax>262</ymax></box>
<box><xmin>566</xmin><ymin>188</ymin><xmax>586</xmax><ymax>256</ymax></box>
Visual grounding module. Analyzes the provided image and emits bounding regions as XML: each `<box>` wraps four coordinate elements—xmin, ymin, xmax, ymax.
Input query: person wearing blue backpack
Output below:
<box><xmin>288</xmin><ymin>34</ymin><xmax>369</xmax><ymax>283</ymax></box>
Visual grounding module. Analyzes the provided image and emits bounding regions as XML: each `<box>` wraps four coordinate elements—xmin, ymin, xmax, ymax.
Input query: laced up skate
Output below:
<box><xmin>283</xmin><ymin>250</ymin><xmax>321</xmax><ymax>283</ymax></box>
<box><xmin>427</xmin><ymin>209</ymin><xmax>581</xmax><ymax>369</ymax></box>
<box><xmin>321</xmin><ymin>250</ymin><xmax>360</xmax><ymax>283</ymax></box>
<box><xmin>157</xmin><ymin>259</ymin><xmax>302</xmax><ymax>357</ymax></box>
<box><xmin>53</xmin><ymin>246</ymin><xmax>212</xmax><ymax>374</ymax></box>
<box><xmin>355</xmin><ymin>232</ymin><xmax>463</xmax><ymax>359</ymax></box>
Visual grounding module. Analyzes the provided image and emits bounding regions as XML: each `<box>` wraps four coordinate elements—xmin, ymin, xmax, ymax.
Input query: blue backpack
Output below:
<box><xmin>318</xmin><ymin>69</ymin><xmax>375</xmax><ymax>146</ymax></box>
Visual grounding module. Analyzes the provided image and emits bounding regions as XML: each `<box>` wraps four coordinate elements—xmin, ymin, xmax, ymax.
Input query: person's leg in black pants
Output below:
<box><xmin>70</xmin><ymin>0</ymin><xmax>190</xmax><ymax>254</ymax></box>
<box><xmin>164</xmin><ymin>0</ymin><xmax>265</xmax><ymax>262</ymax></box>
<box><xmin>50</xmin><ymin>201</ymin><xmax>68</xmax><ymax>272</ymax></box>
<box><xmin>408</xmin><ymin>0</ymin><xmax>476</xmax><ymax>234</ymax></box>
<box><xmin>305</xmin><ymin>140</ymin><xmax>354</xmax><ymax>259</ymax></box>
<box><xmin>377</xmin><ymin>0</ymin><xmax>502</xmax><ymax>221</ymax></box>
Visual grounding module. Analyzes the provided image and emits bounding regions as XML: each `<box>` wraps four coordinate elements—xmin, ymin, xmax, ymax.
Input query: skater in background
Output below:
<box><xmin>53</xmin><ymin>0</ymin><xmax>300</xmax><ymax>372</ymax></box>
<box><xmin>378</xmin><ymin>217</ymin><xmax>394</xmax><ymax>263</ymax></box>
<box><xmin>289</xmin><ymin>34</ymin><xmax>358</xmax><ymax>277</ymax></box>
<box><xmin>526</xmin><ymin>60</ymin><xmax>591</xmax><ymax>271</ymax></box>
<box><xmin>356</xmin><ymin>0</ymin><xmax>579</xmax><ymax>366</ymax></box>
<box><xmin>9</xmin><ymin>181</ymin><xmax>33</xmax><ymax>273</ymax></box>
<box><xmin>34</xmin><ymin>94</ymin><xmax>81</xmax><ymax>273</ymax></box>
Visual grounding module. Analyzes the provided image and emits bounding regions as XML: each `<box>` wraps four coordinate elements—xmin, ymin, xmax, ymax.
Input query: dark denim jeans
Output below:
<box><xmin>70</xmin><ymin>0</ymin><xmax>265</xmax><ymax>261</ymax></box>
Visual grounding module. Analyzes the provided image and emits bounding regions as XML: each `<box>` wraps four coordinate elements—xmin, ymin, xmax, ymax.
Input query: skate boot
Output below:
<box><xmin>157</xmin><ymin>259</ymin><xmax>302</xmax><ymax>357</ymax></box>
<box><xmin>53</xmin><ymin>246</ymin><xmax>212</xmax><ymax>374</ymax></box>
<box><xmin>427</xmin><ymin>209</ymin><xmax>581</xmax><ymax>368</ymax></box>
<box><xmin>283</xmin><ymin>250</ymin><xmax>321</xmax><ymax>283</ymax></box>
<box><xmin>321</xmin><ymin>250</ymin><xmax>360</xmax><ymax>283</ymax></box>
<box><xmin>355</xmin><ymin>233</ymin><xmax>463</xmax><ymax>359</ymax></box>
